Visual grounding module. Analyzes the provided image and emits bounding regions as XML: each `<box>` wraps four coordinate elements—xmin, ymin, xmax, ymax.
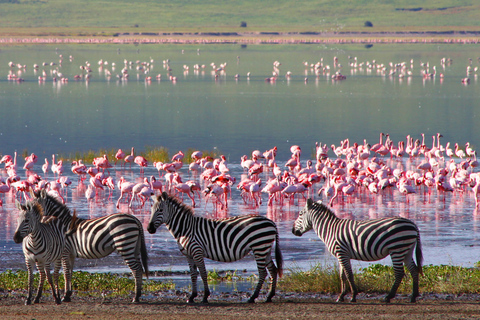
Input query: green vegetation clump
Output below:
<box><xmin>55</xmin><ymin>146</ymin><xmax>222</xmax><ymax>165</ymax></box>
<box><xmin>0</xmin><ymin>270</ymin><xmax>174</xmax><ymax>298</ymax></box>
<box><xmin>280</xmin><ymin>263</ymin><xmax>480</xmax><ymax>295</ymax></box>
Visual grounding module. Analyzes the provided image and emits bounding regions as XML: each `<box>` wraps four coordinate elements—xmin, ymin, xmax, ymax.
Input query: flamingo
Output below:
<box><xmin>51</xmin><ymin>154</ymin><xmax>64</xmax><ymax>176</ymax></box>
<box><xmin>134</xmin><ymin>155</ymin><xmax>148</xmax><ymax>173</ymax></box>
<box><xmin>129</xmin><ymin>178</ymin><xmax>150</xmax><ymax>207</ymax></box>
<box><xmin>42</xmin><ymin>158</ymin><xmax>49</xmax><ymax>176</ymax></box>
<box><xmin>150</xmin><ymin>176</ymin><xmax>163</xmax><ymax>194</ymax></box>
<box><xmin>116</xmin><ymin>177</ymin><xmax>135</xmax><ymax>209</ymax></box>
<box><xmin>124</xmin><ymin>147</ymin><xmax>135</xmax><ymax>168</ymax></box>
<box><xmin>115</xmin><ymin>149</ymin><xmax>125</xmax><ymax>165</ymax></box>
<box><xmin>171</xmin><ymin>150</ymin><xmax>184</xmax><ymax>162</ymax></box>
<box><xmin>455</xmin><ymin>143</ymin><xmax>466</xmax><ymax>159</ymax></box>
<box><xmin>174</xmin><ymin>182</ymin><xmax>196</xmax><ymax>207</ymax></box>
<box><xmin>85</xmin><ymin>185</ymin><xmax>95</xmax><ymax>202</ymax></box>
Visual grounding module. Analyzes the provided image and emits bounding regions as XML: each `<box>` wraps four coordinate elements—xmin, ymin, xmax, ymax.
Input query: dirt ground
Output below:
<box><xmin>1</xmin><ymin>292</ymin><xmax>480</xmax><ymax>320</ymax></box>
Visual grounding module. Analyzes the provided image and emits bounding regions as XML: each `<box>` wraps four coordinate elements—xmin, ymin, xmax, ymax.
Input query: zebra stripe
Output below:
<box><xmin>292</xmin><ymin>199</ymin><xmax>423</xmax><ymax>303</ymax></box>
<box><xmin>31</xmin><ymin>189</ymin><xmax>149</xmax><ymax>303</ymax></box>
<box><xmin>147</xmin><ymin>192</ymin><xmax>283</xmax><ymax>304</ymax></box>
<box><xmin>14</xmin><ymin>201</ymin><xmax>64</xmax><ymax>305</ymax></box>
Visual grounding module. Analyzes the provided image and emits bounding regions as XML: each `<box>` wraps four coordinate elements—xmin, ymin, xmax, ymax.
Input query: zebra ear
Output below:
<box><xmin>306</xmin><ymin>198</ymin><xmax>314</xmax><ymax>208</ymax></box>
<box><xmin>15</xmin><ymin>200</ymin><xmax>26</xmax><ymax>211</ymax></box>
<box><xmin>40</xmin><ymin>189</ymin><xmax>47</xmax><ymax>199</ymax></box>
<box><xmin>161</xmin><ymin>191</ymin><xmax>168</xmax><ymax>201</ymax></box>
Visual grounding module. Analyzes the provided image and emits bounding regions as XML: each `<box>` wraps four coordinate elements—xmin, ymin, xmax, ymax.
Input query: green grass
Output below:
<box><xmin>52</xmin><ymin>146</ymin><xmax>222</xmax><ymax>165</ymax></box>
<box><xmin>4</xmin><ymin>264</ymin><xmax>480</xmax><ymax>298</ymax></box>
<box><xmin>279</xmin><ymin>263</ymin><xmax>480</xmax><ymax>295</ymax></box>
<box><xmin>0</xmin><ymin>270</ymin><xmax>174</xmax><ymax>298</ymax></box>
<box><xmin>0</xmin><ymin>0</ymin><xmax>479</xmax><ymax>36</ymax></box>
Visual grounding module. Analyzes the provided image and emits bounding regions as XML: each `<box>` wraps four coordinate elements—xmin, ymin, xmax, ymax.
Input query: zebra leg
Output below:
<box><xmin>338</xmin><ymin>258</ymin><xmax>357</xmax><ymax>302</ymax></box>
<box><xmin>406</xmin><ymin>258</ymin><xmax>420</xmax><ymax>303</ymax></box>
<box><xmin>25</xmin><ymin>260</ymin><xmax>34</xmax><ymax>305</ymax></box>
<box><xmin>125</xmin><ymin>258</ymin><xmax>143</xmax><ymax>303</ymax></box>
<box><xmin>186</xmin><ymin>256</ymin><xmax>199</xmax><ymax>303</ymax></box>
<box><xmin>62</xmin><ymin>255</ymin><xmax>75</xmax><ymax>302</ymax></box>
<box><xmin>265</xmin><ymin>257</ymin><xmax>278</xmax><ymax>303</ymax></box>
<box><xmin>336</xmin><ymin>265</ymin><xmax>348</xmax><ymax>302</ymax></box>
<box><xmin>44</xmin><ymin>264</ymin><xmax>61</xmax><ymax>305</ymax></box>
<box><xmin>53</xmin><ymin>260</ymin><xmax>62</xmax><ymax>304</ymax></box>
<box><xmin>195</xmin><ymin>257</ymin><xmax>211</xmax><ymax>304</ymax></box>
<box><xmin>385</xmin><ymin>257</ymin><xmax>405</xmax><ymax>303</ymax></box>
<box><xmin>34</xmin><ymin>262</ymin><xmax>46</xmax><ymax>304</ymax></box>
<box><xmin>249</xmin><ymin>251</ymin><xmax>268</xmax><ymax>303</ymax></box>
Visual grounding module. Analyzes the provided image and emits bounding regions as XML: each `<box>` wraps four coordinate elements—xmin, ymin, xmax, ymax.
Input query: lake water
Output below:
<box><xmin>1</xmin><ymin>43</ymin><xmax>480</xmax><ymax>279</ymax></box>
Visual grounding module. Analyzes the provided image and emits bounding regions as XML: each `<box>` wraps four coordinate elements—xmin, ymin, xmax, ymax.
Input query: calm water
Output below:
<box><xmin>1</xmin><ymin>43</ymin><xmax>480</xmax><ymax>277</ymax></box>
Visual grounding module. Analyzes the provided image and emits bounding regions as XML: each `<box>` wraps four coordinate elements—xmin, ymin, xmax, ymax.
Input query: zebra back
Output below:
<box><xmin>149</xmin><ymin>192</ymin><xmax>282</xmax><ymax>265</ymax></box>
<box><xmin>294</xmin><ymin>199</ymin><xmax>422</xmax><ymax>268</ymax></box>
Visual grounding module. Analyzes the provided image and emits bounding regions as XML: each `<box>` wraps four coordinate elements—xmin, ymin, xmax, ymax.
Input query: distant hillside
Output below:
<box><xmin>1</xmin><ymin>0</ymin><xmax>479</xmax><ymax>35</ymax></box>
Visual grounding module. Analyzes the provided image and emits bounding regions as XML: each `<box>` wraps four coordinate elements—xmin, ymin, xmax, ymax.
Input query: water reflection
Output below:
<box><xmin>1</xmin><ymin>153</ymin><xmax>480</xmax><ymax>273</ymax></box>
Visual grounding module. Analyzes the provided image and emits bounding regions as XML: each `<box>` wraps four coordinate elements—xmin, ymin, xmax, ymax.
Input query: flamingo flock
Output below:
<box><xmin>0</xmin><ymin>133</ymin><xmax>479</xmax><ymax>214</ymax></box>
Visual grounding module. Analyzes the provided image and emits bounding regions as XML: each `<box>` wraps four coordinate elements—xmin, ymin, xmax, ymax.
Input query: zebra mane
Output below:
<box><xmin>307</xmin><ymin>198</ymin><xmax>337</xmax><ymax>219</ymax></box>
<box><xmin>34</xmin><ymin>189</ymin><xmax>73</xmax><ymax>218</ymax></box>
<box><xmin>161</xmin><ymin>192</ymin><xmax>195</xmax><ymax>217</ymax></box>
<box><xmin>66</xmin><ymin>209</ymin><xmax>81</xmax><ymax>235</ymax></box>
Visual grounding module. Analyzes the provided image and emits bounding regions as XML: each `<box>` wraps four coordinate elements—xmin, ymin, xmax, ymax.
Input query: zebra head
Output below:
<box><xmin>13</xmin><ymin>200</ymin><xmax>54</xmax><ymax>243</ymax></box>
<box><xmin>147</xmin><ymin>192</ymin><xmax>169</xmax><ymax>234</ymax></box>
<box><xmin>292</xmin><ymin>198</ymin><xmax>315</xmax><ymax>236</ymax></box>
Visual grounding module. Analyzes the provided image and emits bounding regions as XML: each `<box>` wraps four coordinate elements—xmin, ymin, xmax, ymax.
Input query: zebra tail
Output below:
<box><xmin>416</xmin><ymin>235</ymin><xmax>423</xmax><ymax>276</ymax></box>
<box><xmin>139</xmin><ymin>225</ymin><xmax>149</xmax><ymax>279</ymax></box>
<box><xmin>275</xmin><ymin>233</ymin><xmax>284</xmax><ymax>278</ymax></box>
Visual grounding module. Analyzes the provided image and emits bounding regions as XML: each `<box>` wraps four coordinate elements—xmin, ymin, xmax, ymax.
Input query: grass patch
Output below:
<box><xmin>54</xmin><ymin>146</ymin><xmax>222</xmax><ymax>164</ymax></box>
<box><xmin>279</xmin><ymin>263</ymin><xmax>480</xmax><ymax>295</ymax></box>
<box><xmin>207</xmin><ymin>269</ymin><xmax>256</xmax><ymax>284</ymax></box>
<box><xmin>0</xmin><ymin>270</ymin><xmax>174</xmax><ymax>298</ymax></box>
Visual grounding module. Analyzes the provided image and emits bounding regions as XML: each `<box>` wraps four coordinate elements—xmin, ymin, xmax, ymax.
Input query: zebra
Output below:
<box><xmin>292</xmin><ymin>199</ymin><xmax>423</xmax><ymax>303</ymax></box>
<box><xmin>147</xmin><ymin>192</ymin><xmax>283</xmax><ymax>304</ymax></box>
<box><xmin>31</xmin><ymin>189</ymin><xmax>149</xmax><ymax>303</ymax></box>
<box><xmin>14</xmin><ymin>200</ymin><xmax>64</xmax><ymax>305</ymax></box>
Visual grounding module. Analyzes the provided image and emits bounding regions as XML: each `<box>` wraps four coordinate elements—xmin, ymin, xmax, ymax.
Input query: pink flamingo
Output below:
<box><xmin>42</xmin><ymin>158</ymin><xmax>49</xmax><ymax>176</ymax></box>
<box><xmin>85</xmin><ymin>185</ymin><xmax>95</xmax><ymax>202</ymax></box>
<box><xmin>124</xmin><ymin>147</ymin><xmax>135</xmax><ymax>168</ymax></box>
<box><xmin>150</xmin><ymin>176</ymin><xmax>163</xmax><ymax>194</ymax></box>
<box><xmin>116</xmin><ymin>177</ymin><xmax>135</xmax><ymax>209</ymax></box>
<box><xmin>129</xmin><ymin>178</ymin><xmax>150</xmax><ymax>207</ymax></box>
<box><xmin>71</xmin><ymin>160</ymin><xmax>87</xmax><ymax>176</ymax></box>
<box><xmin>134</xmin><ymin>155</ymin><xmax>148</xmax><ymax>173</ymax></box>
<box><xmin>93</xmin><ymin>154</ymin><xmax>113</xmax><ymax>174</ymax></box>
<box><xmin>89</xmin><ymin>176</ymin><xmax>104</xmax><ymax>195</ymax></box>
<box><xmin>455</xmin><ymin>143</ymin><xmax>466</xmax><ymax>159</ymax></box>
<box><xmin>174</xmin><ymin>182</ymin><xmax>196</xmax><ymax>207</ymax></box>
<box><xmin>171</xmin><ymin>150</ymin><xmax>184</xmax><ymax>162</ymax></box>
<box><xmin>51</xmin><ymin>154</ymin><xmax>64</xmax><ymax>176</ymax></box>
<box><xmin>115</xmin><ymin>149</ymin><xmax>125</xmax><ymax>165</ymax></box>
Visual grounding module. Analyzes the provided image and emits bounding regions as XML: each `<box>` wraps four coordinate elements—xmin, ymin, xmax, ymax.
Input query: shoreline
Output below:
<box><xmin>1</xmin><ymin>31</ymin><xmax>480</xmax><ymax>45</ymax></box>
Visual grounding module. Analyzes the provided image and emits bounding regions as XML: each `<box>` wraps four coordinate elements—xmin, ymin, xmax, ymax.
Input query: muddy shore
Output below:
<box><xmin>1</xmin><ymin>292</ymin><xmax>480</xmax><ymax>320</ymax></box>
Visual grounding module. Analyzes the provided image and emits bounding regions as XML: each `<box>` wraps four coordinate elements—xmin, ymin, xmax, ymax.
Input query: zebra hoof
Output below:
<box><xmin>247</xmin><ymin>298</ymin><xmax>255</xmax><ymax>303</ymax></box>
<box><xmin>62</xmin><ymin>296</ymin><xmax>71</xmax><ymax>303</ymax></box>
<box><xmin>384</xmin><ymin>296</ymin><xmax>391</xmax><ymax>303</ymax></box>
<box><xmin>25</xmin><ymin>300</ymin><xmax>32</xmax><ymax>306</ymax></box>
<box><xmin>410</xmin><ymin>295</ymin><xmax>418</xmax><ymax>303</ymax></box>
<box><xmin>265</xmin><ymin>297</ymin><xmax>273</xmax><ymax>303</ymax></box>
